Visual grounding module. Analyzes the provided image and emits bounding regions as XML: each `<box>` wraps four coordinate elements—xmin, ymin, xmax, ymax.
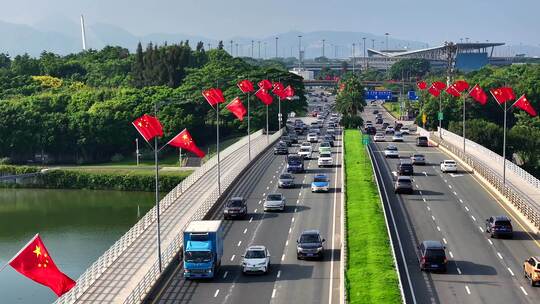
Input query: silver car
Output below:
<box><xmin>241</xmin><ymin>245</ymin><xmax>270</xmax><ymax>274</ymax></box>
<box><xmin>278</xmin><ymin>173</ymin><xmax>294</xmax><ymax>188</ymax></box>
<box><xmin>264</xmin><ymin>193</ymin><xmax>286</xmax><ymax>211</ymax></box>
<box><xmin>411</xmin><ymin>154</ymin><xmax>426</xmax><ymax>165</ymax></box>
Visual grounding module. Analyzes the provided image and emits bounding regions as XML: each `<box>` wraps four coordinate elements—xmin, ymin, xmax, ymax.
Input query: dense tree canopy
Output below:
<box><xmin>0</xmin><ymin>44</ymin><xmax>307</xmax><ymax>164</ymax></box>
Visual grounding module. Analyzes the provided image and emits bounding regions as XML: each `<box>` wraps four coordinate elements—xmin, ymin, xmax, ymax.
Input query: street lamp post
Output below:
<box><xmin>322</xmin><ymin>39</ymin><xmax>325</xmax><ymax>58</ymax></box>
<box><xmin>258</xmin><ymin>41</ymin><xmax>261</xmax><ymax>59</ymax></box>
<box><xmin>298</xmin><ymin>35</ymin><xmax>302</xmax><ymax>68</ymax></box>
<box><xmin>275</xmin><ymin>37</ymin><xmax>279</xmax><ymax>59</ymax></box>
<box><xmin>385</xmin><ymin>32</ymin><xmax>390</xmax><ymax>50</ymax></box>
<box><xmin>352</xmin><ymin>43</ymin><xmax>356</xmax><ymax>73</ymax></box>
<box><xmin>362</xmin><ymin>37</ymin><xmax>367</xmax><ymax>70</ymax></box>
<box><xmin>251</xmin><ymin>40</ymin><xmax>254</xmax><ymax>58</ymax></box>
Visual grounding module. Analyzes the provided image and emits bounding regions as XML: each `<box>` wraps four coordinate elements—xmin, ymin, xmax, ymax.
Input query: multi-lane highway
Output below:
<box><xmin>366</xmin><ymin>102</ymin><xmax>540</xmax><ymax>304</ymax></box>
<box><xmin>152</xmin><ymin>94</ymin><xmax>343</xmax><ymax>304</ymax></box>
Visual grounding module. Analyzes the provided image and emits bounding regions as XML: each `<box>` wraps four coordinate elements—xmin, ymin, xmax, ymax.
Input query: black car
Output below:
<box><xmin>418</xmin><ymin>240</ymin><xmax>447</xmax><ymax>272</ymax></box>
<box><xmin>376</xmin><ymin>118</ymin><xmax>383</xmax><ymax>124</ymax></box>
<box><xmin>281</xmin><ymin>136</ymin><xmax>292</xmax><ymax>146</ymax></box>
<box><xmin>288</xmin><ymin>133</ymin><xmax>298</xmax><ymax>144</ymax></box>
<box><xmin>395</xmin><ymin>122</ymin><xmax>403</xmax><ymax>131</ymax></box>
<box><xmin>485</xmin><ymin>215</ymin><xmax>513</xmax><ymax>238</ymax></box>
<box><xmin>416</xmin><ymin>136</ymin><xmax>429</xmax><ymax>147</ymax></box>
<box><xmin>273</xmin><ymin>143</ymin><xmax>288</xmax><ymax>155</ymax></box>
<box><xmin>397</xmin><ymin>161</ymin><xmax>414</xmax><ymax>175</ymax></box>
<box><xmin>372</xmin><ymin>110</ymin><xmax>379</xmax><ymax>114</ymax></box>
<box><xmin>382</xmin><ymin>122</ymin><xmax>390</xmax><ymax>129</ymax></box>
<box><xmin>366</xmin><ymin>126</ymin><xmax>377</xmax><ymax>135</ymax></box>
<box><xmin>394</xmin><ymin>176</ymin><xmax>413</xmax><ymax>194</ymax></box>
<box><xmin>223</xmin><ymin>197</ymin><xmax>247</xmax><ymax>219</ymax></box>
<box><xmin>297</xmin><ymin>230</ymin><xmax>325</xmax><ymax>260</ymax></box>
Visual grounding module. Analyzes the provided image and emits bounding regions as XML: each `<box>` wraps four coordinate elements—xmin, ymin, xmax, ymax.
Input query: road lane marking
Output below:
<box><xmin>277</xmin><ymin>270</ymin><xmax>281</xmax><ymax>278</ymax></box>
<box><xmin>281</xmin><ymin>254</ymin><xmax>285</xmax><ymax>261</ymax></box>
<box><xmin>497</xmin><ymin>252</ymin><xmax>503</xmax><ymax>259</ymax></box>
<box><xmin>273</xmin><ymin>175</ymin><xmax>275</xmax><ymax>178</ymax></box>
<box><xmin>459</xmin><ymin>199</ymin><xmax>464</xmax><ymax>204</ymax></box>
<box><xmin>249</xmin><ymin>217</ymin><xmax>253</xmax><ymax>223</ymax></box>
<box><xmin>448</xmin><ymin>185</ymin><xmax>452</xmax><ymax>189</ymax></box>
<box><xmin>254</xmin><ymin>208</ymin><xmax>258</xmax><ymax>212</ymax></box>
<box><xmin>478</xmin><ymin>226</ymin><xmax>484</xmax><ymax>232</ymax></box>
<box><xmin>471</xmin><ymin>215</ymin><xmax>476</xmax><ymax>221</ymax></box>
<box><xmin>427</xmin><ymin>206</ymin><xmax>430</xmax><ymax>211</ymax></box>
<box><xmin>415</xmin><ymin>184</ymin><xmax>419</xmax><ymax>188</ymax></box>
<box><xmin>237</xmin><ymin>241</ymin><xmax>242</xmax><ymax>247</ymax></box>
<box><xmin>230</xmin><ymin>255</ymin><xmax>235</xmax><ymax>261</ymax></box>
<box><xmin>299</xmin><ymin>192</ymin><xmax>302</xmax><ymax>196</ymax></box>
<box><xmin>263</xmin><ymin>193</ymin><xmax>266</xmax><ymax>196</ymax></box>
<box><xmin>289</xmin><ymin>227</ymin><xmax>292</xmax><ymax>234</ymax></box>
<box><xmin>508</xmin><ymin>268</ymin><xmax>515</xmax><ymax>276</ymax></box>
<box><xmin>223</xmin><ymin>271</ymin><xmax>228</xmax><ymax>279</ymax></box>
<box><xmin>267</xmin><ymin>186</ymin><xmax>270</xmax><ymax>190</ymax></box>
<box><xmin>258</xmin><ymin>200</ymin><xmax>262</xmax><ymax>204</ymax></box>
<box><xmin>296</xmin><ymin>199</ymin><xmax>300</xmax><ymax>204</ymax></box>
<box><xmin>465</xmin><ymin>206</ymin><xmax>470</xmax><ymax>212</ymax></box>
<box><xmin>214</xmin><ymin>289</ymin><xmax>220</xmax><ymax>297</ymax></box>
<box><xmin>423</xmin><ymin>171</ymin><xmax>427</xmax><ymax>176</ymax></box>
<box><xmin>418</xmin><ymin>190</ymin><xmax>423</xmax><ymax>195</ymax></box>
<box><xmin>270</xmin><ymin>180</ymin><xmax>273</xmax><ymax>184</ymax></box>
<box><xmin>294</xmin><ymin>207</ymin><xmax>297</xmax><ymax>212</ymax></box>
<box><xmin>243</xmin><ymin>228</ymin><xmax>248</xmax><ymax>234</ymax></box>
<box><xmin>465</xmin><ymin>286</ymin><xmax>471</xmax><ymax>295</ymax></box>
<box><xmin>453</xmin><ymin>191</ymin><xmax>457</xmax><ymax>195</ymax></box>
<box><xmin>443</xmin><ymin>238</ymin><xmax>447</xmax><ymax>244</ymax></box>
<box><xmin>437</xmin><ymin>226</ymin><xmax>441</xmax><ymax>231</ymax></box>
<box><xmin>520</xmin><ymin>286</ymin><xmax>528</xmax><ymax>295</ymax></box>
<box><xmin>449</xmin><ymin>251</ymin><xmax>454</xmax><ymax>258</ymax></box>
<box><xmin>432</xmin><ymin>215</ymin><xmax>436</xmax><ymax>221</ymax></box>
<box><xmin>291</xmin><ymin>217</ymin><xmax>295</xmax><ymax>223</ymax></box>
<box><xmin>272</xmin><ymin>289</ymin><xmax>277</xmax><ymax>298</ymax></box>
<box><xmin>423</xmin><ymin>198</ymin><xmax>427</xmax><ymax>202</ymax></box>
<box><xmin>285</xmin><ymin>240</ymin><xmax>289</xmax><ymax>246</ymax></box>
<box><xmin>488</xmin><ymin>239</ymin><xmax>493</xmax><ymax>245</ymax></box>
<box><xmin>457</xmin><ymin>267</ymin><xmax>462</xmax><ymax>275</ymax></box>
<box><xmin>444</xmin><ymin>179</ymin><xmax>448</xmax><ymax>183</ymax></box>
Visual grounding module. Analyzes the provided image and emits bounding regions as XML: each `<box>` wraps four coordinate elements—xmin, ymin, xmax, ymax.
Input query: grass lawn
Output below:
<box><xmin>344</xmin><ymin>129</ymin><xmax>401</xmax><ymax>304</ymax></box>
<box><xmin>382</xmin><ymin>102</ymin><xmax>401</xmax><ymax>119</ymax></box>
<box><xmin>62</xmin><ymin>167</ymin><xmax>193</xmax><ymax>178</ymax></box>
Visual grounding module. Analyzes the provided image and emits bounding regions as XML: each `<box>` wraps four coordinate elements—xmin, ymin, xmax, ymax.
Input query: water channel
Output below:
<box><xmin>0</xmin><ymin>188</ymin><xmax>154</xmax><ymax>303</ymax></box>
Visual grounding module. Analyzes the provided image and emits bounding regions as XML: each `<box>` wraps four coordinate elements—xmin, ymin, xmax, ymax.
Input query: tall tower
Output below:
<box><xmin>80</xmin><ymin>15</ymin><xmax>87</xmax><ymax>51</ymax></box>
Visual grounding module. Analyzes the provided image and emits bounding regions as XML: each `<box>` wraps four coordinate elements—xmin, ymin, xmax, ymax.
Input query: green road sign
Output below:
<box><xmin>362</xmin><ymin>135</ymin><xmax>371</xmax><ymax>145</ymax></box>
<box><xmin>438</xmin><ymin>112</ymin><xmax>444</xmax><ymax>121</ymax></box>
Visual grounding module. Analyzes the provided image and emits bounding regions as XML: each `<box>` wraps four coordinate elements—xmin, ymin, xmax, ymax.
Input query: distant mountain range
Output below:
<box><xmin>1</xmin><ymin>16</ymin><xmax>539</xmax><ymax>58</ymax></box>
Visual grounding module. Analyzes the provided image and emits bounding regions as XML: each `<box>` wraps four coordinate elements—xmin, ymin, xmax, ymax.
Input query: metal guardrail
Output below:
<box><xmin>54</xmin><ymin>130</ymin><xmax>267</xmax><ymax>304</ymax></box>
<box><xmin>431</xmin><ymin>134</ymin><xmax>540</xmax><ymax>230</ymax></box>
<box><xmin>123</xmin><ymin>129</ymin><xmax>283</xmax><ymax>304</ymax></box>
<box><xmin>439</xmin><ymin>128</ymin><xmax>540</xmax><ymax>190</ymax></box>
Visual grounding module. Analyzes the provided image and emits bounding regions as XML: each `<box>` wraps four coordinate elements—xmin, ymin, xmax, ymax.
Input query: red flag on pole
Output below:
<box><xmin>258</xmin><ymin>79</ymin><xmax>273</xmax><ymax>90</ymax></box>
<box><xmin>432</xmin><ymin>81</ymin><xmax>447</xmax><ymax>91</ymax></box>
<box><xmin>202</xmin><ymin>88</ymin><xmax>225</xmax><ymax>106</ymax></box>
<box><xmin>428</xmin><ymin>85</ymin><xmax>441</xmax><ymax>97</ymax></box>
<box><xmin>453</xmin><ymin>80</ymin><xmax>470</xmax><ymax>92</ymax></box>
<box><xmin>225</xmin><ymin>97</ymin><xmax>247</xmax><ymax>121</ymax></box>
<box><xmin>284</xmin><ymin>85</ymin><xmax>295</xmax><ymax>100</ymax></box>
<box><xmin>445</xmin><ymin>85</ymin><xmax>461</xmax><ymax>97</ymax></box>
<box><xmin>255</xmin><ymin>88</ymin><xmax>274</xmax><ymax>105</ymax></box>
<box><xmin>237</xmin><ymin>79</ymin><xmax>254</xmax><ymax>93</ymax></box>
<box><xmin>469</xmin><ymin>84</ymin><xmax>488</xmax><ymax>105</ymax></box>
<box><xmin>272</xmin><ymin>82</ymin><xmax>287</xmax><ymax>100</ymax></box>
<box><xmin>490</xmin><ymin>87</ymin><xmax>515</xmax><ymax>104</ymax></box>
<box><xmin>513</xmin><ymin>95</ymin><xmax>537</xmax><ymax>117</ymax></box>
<box><xmin>167</xmin><ymin>129</ymin><xmax>206</xmax><ymax>158</ymax></box>
<box><xmin>132</xmin><ymin>114</ymin><xmax>164</xmax><ymax>142</ymax></box>
<box><xmin>9</xmin><ymin>234</ymin><xmax>76</xmax><ymax>297</ymax></box>
<box><xmin>416</xmin><ymin>81</ymin><xmax>428</xmax><ymax>90</ymax></box>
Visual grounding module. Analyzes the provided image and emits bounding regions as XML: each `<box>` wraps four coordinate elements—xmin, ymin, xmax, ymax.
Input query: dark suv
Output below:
<box><xmin>273</xmin><ymin>142</ymin><xmax>288</xmax><ymax>155</ymax></box>
<box><xmin>397</xmin><ymin>161</ymin><xmax>414</xmax><ymax>175</ymax></box>
<box><xmin>296</xmin><ymin>230</ymin><xmax>325</xmax><ymax>260</ymax></box>
<box><xmin>485</xmin><ymin>215</ymin><xmax>513</xmax><ymax>238</ymax></box>
<box><xmin>418</xmin><ymin>240</ymin><xmax>447</xmax><ymax>272</ymax></box>
<box><xmin>223</xmin><ymin>197</ymin><xmax>247</xmax><ymax>219</ymax></box>
<box><xmin>416</xmin><ymin>136</ymin><xmax>429</xmax><ymax>147</ymax></box>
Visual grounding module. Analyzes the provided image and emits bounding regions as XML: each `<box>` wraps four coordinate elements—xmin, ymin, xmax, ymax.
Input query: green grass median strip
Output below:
<box><xmin>344</xmin><ymin>129</ymin><xmax>401</xmax><ymax>304</ymax></box>
<box><xmin>382</xmin><ymin>102</ymin><xmax>400</xmax><ymax>119</ymax></box>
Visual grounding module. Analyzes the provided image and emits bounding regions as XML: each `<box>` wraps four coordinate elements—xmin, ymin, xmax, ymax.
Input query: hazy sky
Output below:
<box><xmin>2</xmin><ymin>0</ymin><xmax>539</xmax><ymax>45</ymax></box>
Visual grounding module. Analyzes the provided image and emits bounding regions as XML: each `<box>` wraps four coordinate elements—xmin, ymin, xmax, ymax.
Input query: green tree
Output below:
<box><xmin>388</xmin><ymin>58</ymin><xmax>430</xmax><ymax>80</ymax></box>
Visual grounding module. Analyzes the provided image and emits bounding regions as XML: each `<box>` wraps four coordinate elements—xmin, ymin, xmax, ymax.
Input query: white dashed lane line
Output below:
<box><xmin>507</xmin><ymin>267</ymin><xmax>515</xmax><ymax>276</ymax></box>
<box><xmin>465</xmin><ymin>206</ymin><xmax>470</xmax><ymax>212</ymax></box>
<box><xmin>214</xmin><ymin>289</ymin><xmax>220</xmax><ymax>297</ymax></box>
<box><xmin>281</xmin><ymin>254</ymin><xmax>285</xmax><ymax>261</ymax></box>
<box><xmin>437</xmin><ymin>226</ymin><xmax>441</xmax><ymax>231</ymax></box>
<box><xmin>243</xmin><ymin>228</ymin><xmax>248</xmax><ymax>234</ymax></box>
<box><xmin>230</xmin><ymin>255</ymin><xmax>235</xmax><ymax>261</ymax></box>
<box><xmin>272</xmin><ymin>288</ymin><xmax>277</xmax><ymax>298</ymax></box>
<box><xmin>497</xmin><ymin>252</ymin><xmax>503</xmax><ymax>259</ymax></box>
<box><xmin>249</xmin><ymin>217</ymin><xmax>253</xmax><ymax>223</ymax></box>
<box><xmin>237</xmin><ymin>241</ymin><xmax>242</xmax><ymax>247</ymax></box>
<box><xmin>457</xmin><ymin>267</ymin><xmax>462</xmax><ymax>275</ymax></box>
<box><xmin>223</xmin><ymin>271</ymin><xmax>228</xmax><ymax>279</ymax></box>
<box><xmin>443</xmin><ymin>238</ymin><xmax>447</xmax><ymax>244</ymax></box>
<box><xmin>471</xmin><ymin>215</ymin><xmax>476</xmax><ymax>221</ymax></box>
<box><xmin>478</xmin><ymin>226</ymin><xmax>484</xmax><ymax>232</ymax></box>
<box><xmin>520</xmin><ymin>286</ymin><xmax>528</xmax><ymax>295</ymax></box>
<box><xmin>488</xmin><ymin>239</ymin><xmax>493</xmax><ymax>245</ymax></box>
<box><xmin>277</xmin><ymin>270</ymin><xmax>281</xmax><ymax>278</ymax></box>
<box><xmin>465</xmin><ymin>286</ymin><xmax>471</xmax><ymax>295</ymax></box>
<box><xmin>449</xmin><ymin>251</ymin><xmax>454</xmax><ymax>258</ymax></box>
<box><xmin>432</xmin><ymin>215</ymin><xmax>436</xmax><ymax>221</ymax></box>
<box><xmin>459</xmin><ymin>199</ymin><xmax>464</xmax><ymax>204</ymax></box>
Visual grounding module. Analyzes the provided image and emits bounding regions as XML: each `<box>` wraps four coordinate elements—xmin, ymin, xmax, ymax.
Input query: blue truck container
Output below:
<box><xmin>183</xmin><ymin>220</ymin><xmax>223</xmax><ymax>279</ymax></box>
<box><xmin>287</xmin><ymin>155</ymin><xmax>304</xmax><ymax>173</ymax></box>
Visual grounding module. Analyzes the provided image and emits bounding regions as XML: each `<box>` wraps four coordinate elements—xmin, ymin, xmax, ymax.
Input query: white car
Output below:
<box><xmin>264</xmin><ymin>193</ymin><xmax>286</xmax><ymax>211</ymax></box>
<box><xmin>307</xmin><ymin>133</ymin><xmax>318</xmax><ymax>142</ymax></box>
<box><xmin>318</xmin><ymin>152</ymin><xmax>333</xmax><ymax>167</ymax></box>
<box><xmin>440</xmin><ymin>160</ymin><xmax>458</xmax><ymax>173</ymax></box>
<box><xmin>384</xmin><ymin>145</ymin><xmax>399</xmax><ymax>158</ymax></box>
<box><xmin>298</xmin><ymin>146</ymin><xmax>312</xmax><ymax>159</ymax></box>
<box><xmin>400</xmin><ymin>126</ymin><xmax>410</xmax><ymax>135</ymax></box>
<box><xmin>385</xmin><ymin>126</ymin><xmax>395</xmax><ymax>134</ymax></box>
<box><xmin>300</xmin><ymin>142</ymin><xmax>311</xmax><ymax>149</ymax></box>
<box><xmin>241</xmin><ymin>245</ymin><xmax>270</xmax><ymax>274</ymax></box>
<box><xmin>374</xmin><ymin>133</ymin><xmax>386</xmax><ymax>142</ymax></box>
<box><xmin>392</xmin><ymin>132</ymin><xmax>404</xmax><ymax>142</ymax></box>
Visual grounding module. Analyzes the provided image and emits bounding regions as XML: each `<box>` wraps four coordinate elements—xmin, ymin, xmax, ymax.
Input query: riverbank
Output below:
<box><xmin>344</xmin><ymin>130</ymin><xmax>401</xmax><ymax>303</ymax></box>
<box><xmin>0</xmin><ymin>165</ymin><xmax>192</xmax><ymax>192</ymax></box>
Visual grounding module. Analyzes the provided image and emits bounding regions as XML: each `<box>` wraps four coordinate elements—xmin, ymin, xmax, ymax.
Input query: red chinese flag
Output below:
<box><xmin>167</xmin><ymin>129</ymin><xmax>205</xmax><ymax>158</ymax></box>
<box><xmin>237</xmin><ymin>79</ymin><xmax>254</xmax><ymax>93</ymax></box>
<box><xmin>226</xmin><ymin>97</ymin><xmax>247</xmax><ymax>121</ymax></box>
<box><xmin>284</xmin><ymin>85</ymin><xmax>295</xmax><ymax>99</ymax></box>
<box><xmin>514</xmin><ymin>95</ymin><xmax>537</xmax><ymax>117</ymax></box>
<box><xmin>428</xmin><ymin>85</ymin><xmax>441</xmax><ymax>97</ymax></box>
<box><xmin>255</xmin><ymin>88</ymin><xmax>274</xmax><ymax>105</ymax></box>
<box><xmin>490</xmin><ymin>87</ymin><xmax>515</xmax><ymax>104</ymax></box>
<box><xmin>9</xmin><ymin>234</ymin><xmax>76</xmax><ymax>297</ymax></box>
<box><xmin>202</xmin><ymin>88</ymin><xmax>225</xmax><ymax>106</ymax></box>
<box><xmin>258</xmin><ymin>79</ymin><xmax>273</xmax><ymax>90</ymax></box>
<box><xmin>132</xmin><ymin>114</ymin><xmax>164</xmax><ymax>142</ymax></box>
<box><xmin>417</xmin><ymin>81</ymin><xmax>428</xmax><ymax>90</ymax></box>
<box><xmin>445</xmin><ymin>85</ymin><xmax>461</xmax><ymax>97</ymax></box>
<box><xmin>432</xmin><ymin>81</ymin><xmax>446</xmax><ymax>91</ymax></box>
<box><xmin>453</xmin><ymin>80</ymin><xmax>469</xmax><ymax>92</ymax></box>
<box><xmin>469</xmin><ymin>84</ymin><xmax>488</xmax><ymax>105</ymax></box>
<box><xmin>272</xmin><ymin>82</ymin><xmax>287</xmax><ymax>100</ymax></box>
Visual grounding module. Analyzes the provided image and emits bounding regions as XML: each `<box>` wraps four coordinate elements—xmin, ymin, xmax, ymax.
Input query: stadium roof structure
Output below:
<box><xmin>367</xmin><ymin>42</ymin><xmax>505</xmax><ymax>60</ymax></box>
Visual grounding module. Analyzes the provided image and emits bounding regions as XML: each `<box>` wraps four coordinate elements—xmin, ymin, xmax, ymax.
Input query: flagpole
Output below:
<box><xmin>247</xmin><ymin>93</ymin><xmax>251</xmax><ymax>161</ymax></box>
<box><xmin>217</xmin><ymin>101</ymin><xmax>221</xmax><ymax>195</ymax></box>
<box><xmin>179</xmin><ymin>148</ymin><xmax>182</xmax><ymax>167</ymax></box>
<box><xmin>439</xmin><ymin>94</ymin><xmax>442</xmax><ymax>139</ymax></box>
<box><xmin>154</xmin><ymin>104</ymin><xmax>162</xmax><ymax>273</ymax></box>
<box><xmin>266</xmin><ymin>104</ymin><xmax>269</xmax><ymax>144</ymax></box>
<box><xmin>502</xmin><ymin>101</ymin><xmax>507</xmax><ymax>185</ymax></box>
<box><xmin>462</xmin><ymin>93</ymin><xmax>466</xmax><ymax>154</ymax></box>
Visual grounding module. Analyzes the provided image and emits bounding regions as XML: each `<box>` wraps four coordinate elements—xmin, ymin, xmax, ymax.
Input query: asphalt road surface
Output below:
<box><xmin>366</xmin><ymin>102</ymin><xmax>540</xmax><ymax>304</ymax></box>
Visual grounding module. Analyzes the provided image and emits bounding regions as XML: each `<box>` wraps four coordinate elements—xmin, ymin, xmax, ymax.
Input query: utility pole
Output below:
<box><xmin>352</xmin><ymin>43</ymin><xmax>356</xmax><ymax>73</ymax></box>
<box><xmin>371</xmin><ymin>38</ymin><xmax>375</xmax><ymax>49</ymax></box>
<box><xmin>230</xmin><ymin>40</ymin><xmax>233</xmax><ymax>55</ymax></box>
<box><xmin>235</xmin><ymin>43</ymin><xmax>239</xmax><ymax>57</ymax></box>
<box><xmin>362</xmin><ymin>37</ymin><xmax>367</xmax><ymax>70</ymax></box>
<box><xmin>258</xmin><ymin>41</ymin><xmax>261</xmax><ymax>59</ymax></box>
<box><xmin>385</xmin><ymin>32</ymin><xmax>390</xmax><ymax>50</ymax></box>
<box><xmin>275</xmin><ymin>37</ymin><xmax>279</xmax><ymax>58</ymax></box>
<box><xmin>322</xmin><ymin>39</ymin><xmax>326</xmax><ymax>57</ymax></box>
<box><xmin>264</xmin><ymin>42</ymin><xmax>267</xmax><ymax>59</ymax></box>
<box><xmin>251</xmin><ymin>40</ymin><xmax>254</xmax><ymax>58</ymax></box>
<box><xmin>298</xmin><ymin>35</ymin><xmax>303</xmax><ymax>68</ymax></box>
